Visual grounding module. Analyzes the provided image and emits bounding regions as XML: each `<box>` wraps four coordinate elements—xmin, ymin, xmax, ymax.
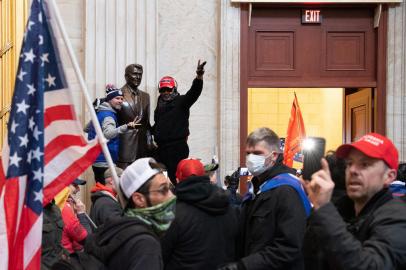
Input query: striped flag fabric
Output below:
<box><xmin>0</xmin><ymin>1</ymin><xmax>101</xmax><ymax>269</ymax></box>
<box><xmin>283</xmin><ymin>93</ymin><xmax>306</xmax><ymax>167</ymax></box>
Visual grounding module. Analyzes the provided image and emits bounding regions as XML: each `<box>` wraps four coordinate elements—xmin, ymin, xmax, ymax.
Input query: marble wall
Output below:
<box><xmin>57</xmin><ymin>0</ymin><xmax>242</xmax><ymax>180</ymax></box>
<box><xmin>58</xmin><ymin>0</ymin><xmax>406</xmax><ymax>179</ymax></box>
<box><xmin>387</xmin><ymin>3</ymin><xmax>406</xmax><ymax>162</ymax></box>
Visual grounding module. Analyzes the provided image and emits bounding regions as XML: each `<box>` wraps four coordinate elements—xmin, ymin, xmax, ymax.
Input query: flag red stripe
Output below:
<box><xmin>24</xmin><ymin>248</ymin><xmax>41</xmax><ymax>270</ymax></box>
<box><xmin>4</xmin><ymin>179</ymin><xmax>20</xmax><ymax>259</ymax></box>
<box><xmin>44</xmin><ymin>105</ymin><xmax>76</xmax><ymax>128</ymax></box>
<box><xmin>42</xmin><ymin>143</ymin><xmax>101</xmax><ymax>206</ymax></box>
<box><xmin>44</xmin><ymin>134</ymin><xmax>89</xmax><ymax>165</ymax></box>
<box><xmin>10</xmin><ymin>207</ymin><xmax>39</xmax><ymax>270</ymax></box>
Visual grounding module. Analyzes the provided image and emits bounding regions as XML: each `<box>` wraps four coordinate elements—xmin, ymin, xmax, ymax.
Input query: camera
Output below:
<box><xmin>240</xmin><ymin>167</ymin><xmax>251</xmax><ymax>176</ymax></box>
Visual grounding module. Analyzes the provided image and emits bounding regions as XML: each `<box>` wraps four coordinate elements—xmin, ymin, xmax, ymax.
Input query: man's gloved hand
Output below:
<box><xmin>196</xmin><ymin>59</ymin><xmax>207</xmax><ymax>78</ymax></box>
<box><xmin>217</xmin><ymin>262</ymin><xmax>245</xmax><ymax>270</ymax></box>
<box><xmin>229</xmin><ymin>167</ymin><xmax>241</xmax><ymax>188</ymax></box>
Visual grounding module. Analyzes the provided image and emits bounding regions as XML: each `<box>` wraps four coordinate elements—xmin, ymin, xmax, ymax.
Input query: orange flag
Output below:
<box><xmin>283</xmin><ymin>93</ymin><xmax>306</xmax><ymax>167</ymax></box>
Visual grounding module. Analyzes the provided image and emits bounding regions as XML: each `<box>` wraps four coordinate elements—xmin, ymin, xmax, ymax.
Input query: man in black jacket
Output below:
<box><xmin>219</xmin><ymin>127</ymin><xmax>311</xmax><ymax>270</ymax></box>
<box><xmin>85</xmin><ymin>157</ymin><xmax>176</xmax><ymax>270</ymax></box>
<box><xmin>153</xmin><ymin>60</ymin><xmax>206</xmax><ymax>184</ymax></box>
<box><xmin>89</xmin><ymin>166</ymin><xmax>123</xmax><ymax>226</ymax></box>
<box><xmin>161</xmin><ymin>158</ymin><xmax>238</xmax><ymax>270</ymax></box>
<box><xmin>303</xmin><ymin>133</ymin><xmax>406</xmax><ymax>270</ymax></box>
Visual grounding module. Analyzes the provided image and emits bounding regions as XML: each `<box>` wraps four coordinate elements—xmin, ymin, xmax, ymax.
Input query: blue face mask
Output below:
<box><xmin>246</xmin><ymin>153</ymin><xmax>272</xmax><ymax>176</ymax></box>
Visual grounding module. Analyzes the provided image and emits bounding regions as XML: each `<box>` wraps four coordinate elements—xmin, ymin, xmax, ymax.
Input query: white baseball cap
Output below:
<box><xmin>120</xmin><ymin>157</ymin><xmax>162</xmax><ymax>199</ymax></box>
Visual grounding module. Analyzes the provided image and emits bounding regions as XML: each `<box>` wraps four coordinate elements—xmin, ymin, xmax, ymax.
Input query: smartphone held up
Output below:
<box><xmin>302</xmin><ymin>137</ymin><xmax>326</xmax><ymax>180</ymax></box>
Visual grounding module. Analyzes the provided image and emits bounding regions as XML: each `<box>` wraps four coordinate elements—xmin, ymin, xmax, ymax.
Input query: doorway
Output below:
<box><xmin>240</xmin><ymin>4</ymin><xmax>387</xmax><ymax>163</ymax></box>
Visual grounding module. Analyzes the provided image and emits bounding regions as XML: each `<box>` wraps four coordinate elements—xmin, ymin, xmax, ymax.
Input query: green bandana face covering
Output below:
<box><xmin>125</xmin><ymin>196</ymin><xmax>176</xmax><ymax>234</ymax></box>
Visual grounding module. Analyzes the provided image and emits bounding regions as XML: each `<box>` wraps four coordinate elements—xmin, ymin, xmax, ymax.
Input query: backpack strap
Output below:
<box><xmin>259</xmin><ymin>173</ymin><xmax>312</xmax><ymax>216</ymax></box>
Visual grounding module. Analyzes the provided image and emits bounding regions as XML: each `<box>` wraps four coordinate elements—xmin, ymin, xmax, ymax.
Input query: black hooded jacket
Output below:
<box><xmin>89</xmin><ymin>190</ymin><xmax>122</xmax><ymax>227</ymax></box>
<box><xmin>303</xmin><ymin>189</ymin><xmax>406</xmax><ymax>270</ymax></box>
<box><xmin>161</xmin><ymin>175</ymin><xmax>239</xmax><ymax>270</ymax></box>
<box><xmin>153</xmin><ymin>78</ymin><xmax>203</xmax><ymax>146</ymax></box>
<box><xmin>85</xmin><ymin>216</ymin><xmax>163</xmax><ymax>270</ymax></box>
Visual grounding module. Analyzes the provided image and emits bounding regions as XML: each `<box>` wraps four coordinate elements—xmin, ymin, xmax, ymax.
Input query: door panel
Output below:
<box><xmin>247</xmin><ymin>6</ymin><xmax>376</xmax><ymax>87</ymax></box>
<box><xmin>345</xmin><ymin>88</ymin><xmax>372</xmax><ymax>142</ymax></box>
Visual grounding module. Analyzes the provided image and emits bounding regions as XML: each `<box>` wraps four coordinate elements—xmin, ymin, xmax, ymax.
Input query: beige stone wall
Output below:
<box><xmin>387</xmin><ymin>3</ymin><xmax>406</xmax><ymax>162</ymax></box>
<box><xmin>59</xmin><ymin>1</ymin><xmax>406</xmax><ymax>178</ymax></box>
<box><xmin>77</xmin><ymin>0</ymin><xmax>241</xmax><ymax>180</ymax></box>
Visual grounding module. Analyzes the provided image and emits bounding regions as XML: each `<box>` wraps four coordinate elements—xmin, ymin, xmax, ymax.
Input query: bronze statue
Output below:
<box><xmin>117</xmin><ymin>64</ymin><xmax>153</xmax><ymax>169</ymax></box>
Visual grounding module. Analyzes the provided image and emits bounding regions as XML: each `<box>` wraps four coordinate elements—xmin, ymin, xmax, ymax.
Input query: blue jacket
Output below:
<box><xmin>87</xmin><ymin>106</ymin><xmax>119</xmax><ymax>163</ymax></box>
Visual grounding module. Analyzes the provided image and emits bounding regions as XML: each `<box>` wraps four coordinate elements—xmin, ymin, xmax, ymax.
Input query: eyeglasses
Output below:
<box><xmin>145</xmin><ymin>183</ymin><xmax>174</xmax><ymax>196</ymax></box>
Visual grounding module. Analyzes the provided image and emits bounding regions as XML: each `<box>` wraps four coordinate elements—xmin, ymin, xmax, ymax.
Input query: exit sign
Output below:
<box><xmin>302</xmin><ymin>9</ymin><xmax>322</xmax><ymax>24</ymax></box>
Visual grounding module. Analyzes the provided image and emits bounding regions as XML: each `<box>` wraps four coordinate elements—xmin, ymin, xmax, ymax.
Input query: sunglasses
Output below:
<box><xmin>146</xmin><ymin>183</ymin><xmax>175</xmax><ymax>196</ymax></box>
<box><xmin>159</xmin><ymin>87</ymin><xmax>174</xmax><ymax>94</ymax></box>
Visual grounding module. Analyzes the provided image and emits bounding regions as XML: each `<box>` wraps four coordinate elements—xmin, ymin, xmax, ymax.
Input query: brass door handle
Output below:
<box><xmin>0</xmin><ymin>41</ymin><xmax>13</xmax><ymax>58</ymax></box>
<box><xmin>0</xmin><ymin>105</ymin><xmax>11</xmax><ymax>120</ymax></box>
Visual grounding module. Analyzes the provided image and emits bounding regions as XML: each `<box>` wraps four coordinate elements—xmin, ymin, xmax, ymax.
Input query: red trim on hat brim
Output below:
<box><xmin>159</xmin><ymin>83</ymin><xmax>175</xmax><ymax>89</ymax></box>
<box><xmin>336</xmin><ymin>143</ymin><xmax>382</xmax><ymax>160</ymax></box>
<box><xmin>336</xmin><ymin>143</ymin><xmax>397</xmax><ymax>170</ymax></box>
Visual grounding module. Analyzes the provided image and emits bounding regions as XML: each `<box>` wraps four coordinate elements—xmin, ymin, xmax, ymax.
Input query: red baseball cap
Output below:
<box><xmin>176</xmin><ymin>158</ymin><xmax>205</xmax><ymax>182</ymax></box>
<box><xmin>158</xmin><ymin>76</ymin><xmax>177</xmax><ymax>90</ymax></box>
<box><xmin>336</xmin><ymin>133</ymin><xmax>398</xmax><ymax>170</ymax></box>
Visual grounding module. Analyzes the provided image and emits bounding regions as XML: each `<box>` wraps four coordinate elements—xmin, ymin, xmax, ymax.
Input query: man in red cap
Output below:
<box><xmin>161</xmin><ymin>158</ymin><xmax>238</xmax><ymax>270</ymax></box>
<box><xmin>303</xmin><ymin>133</ymin><xmax>406</xmax><ymax>270</ymax></box>
<box><xmin>153</xmin><ymin>60</ymin><xmax>206</xmax><ymax>185</ymax></box>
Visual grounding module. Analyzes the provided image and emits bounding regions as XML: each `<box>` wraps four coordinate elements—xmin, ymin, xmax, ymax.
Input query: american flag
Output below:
<box><xmin>0</xmin><ymin>1</ymin><xmax>101</xmax><ymax>269</ymax></box>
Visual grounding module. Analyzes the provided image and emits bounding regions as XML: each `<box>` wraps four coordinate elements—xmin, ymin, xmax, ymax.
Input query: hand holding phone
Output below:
<box><xmin>302</xmin><ymin>137</ymin><xmax>326</xmax><ymax>180</ymax></box>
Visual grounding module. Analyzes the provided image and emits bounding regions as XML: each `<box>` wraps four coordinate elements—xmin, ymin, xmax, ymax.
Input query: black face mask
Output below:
<box><xmin>161</xmin><ymin>91</ymin><xmax>178</xmax><ymax>102</ymax></box>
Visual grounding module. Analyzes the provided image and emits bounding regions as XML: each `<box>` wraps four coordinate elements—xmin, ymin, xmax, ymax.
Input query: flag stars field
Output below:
<box><xmin>40</xmin><ymin>53</ymin><xmax>49</xmax><ymax>66</ymax></box>
<box><xmin>10</xmin><ymin>120</ymin><xmax>19</xmax><ymax>134</ymax></box>
<box><xmin>18</xmin><ymin>69</ymin><xmax>27</xmax><ymax>81</ymax></box>
<box><xmin>24</xmin><ymin>48</ymin><xmax>36</xmax><ymax>63</ymax></box>
<box><xmin>19</xmin><ymin>135</ymin><xmax>29</xmax><ymax>148</ymax></box>
<box><xmin>16</xmin><ymin>100</ymin><xmax>30</xmax><ymax>114</ymax></box>
<box><xmin>9</xmin><ymin>152</ymin><xmax>22</xmax><ymax>168</ymax></box>
<box><xmin>45</xmin><ymin>73</ymin><xmax>56</xmax><ymax>87</ymax></box>
<box><xmin>27</xmin><ymin>84</ymin><xmax>36</xmax><ymax>95</ymax></box>
<box><xmin>33</xmin><ymin>126</ymin><xmax>43</xmax><ymax>141</ymax></box>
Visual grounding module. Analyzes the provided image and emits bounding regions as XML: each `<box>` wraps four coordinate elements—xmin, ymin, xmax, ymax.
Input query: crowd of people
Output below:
<box><xmin>41</xmin><ymin>60</ymin><xmax>406</xmax><ymax>270</ymax></box>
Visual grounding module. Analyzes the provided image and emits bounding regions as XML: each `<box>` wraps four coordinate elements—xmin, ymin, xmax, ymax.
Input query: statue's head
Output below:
<box><xmin>125</xmin><ymin>64</ymin><xmax>143</xmax><ymax>89</ymax></box>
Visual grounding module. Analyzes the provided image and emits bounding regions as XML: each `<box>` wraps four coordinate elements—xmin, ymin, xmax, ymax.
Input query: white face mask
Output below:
<box><xmin>246</xmin><ymin>153</ymin><xmax>272</xmax><ymax>176</ymax></box>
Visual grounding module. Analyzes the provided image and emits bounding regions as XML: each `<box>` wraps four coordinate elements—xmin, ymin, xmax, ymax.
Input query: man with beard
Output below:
<box><xmin>87</xmin><ymin>85</ymin><xmax>137</xmax><ymax>183</ymax></box>
<box><xmin>153</xmin><ymin>60</ymin><xmax>206</xmax><ymax>184</ymax></box>
<box><xmin>303</xmin><ymin>133</ymin><xmax>406</xmax><ymax>270</ymax></box>
<box><xmin>117</xmin><ymin>64</ymin><xmax>154</xmax><ymax>169</ymax></box>
<box><xmin>85</xmin><ymin>157</ymin><xmax>176</xmax><ymax>270</ymax></box>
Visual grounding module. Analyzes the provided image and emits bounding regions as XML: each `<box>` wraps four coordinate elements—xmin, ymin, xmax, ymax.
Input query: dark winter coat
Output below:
<box><xmin>153</xmin><ymin>78</ymin><xmax>203</xmax><ymax>146</ymax></box>
<box><xmin>161</xmin><ymin>176</ymin><xmax>239</xmax><ymax>270</ymax></box>
<box><xmin>85</xmin><ymin>216</ymin><xmax>163</xmax><ymax>270</ymax></box>
<box><xmin>303</xmin><ymin>189</ymin><xmax>406</xmax><ymax>270</ymax></box>
<box><xmin>238</xmin><ymin>162</ymin><xmax>307</xmax><ymax>270</ymax></box>
<box><xmin>89</xmin><ymin>188</ymin><xmax>122</xmax><ymax>227</ymax></box>
<box><xmin>41</xmin><ymin>201</ymin><xmax>69</xmax><ymax>270</ymax></box>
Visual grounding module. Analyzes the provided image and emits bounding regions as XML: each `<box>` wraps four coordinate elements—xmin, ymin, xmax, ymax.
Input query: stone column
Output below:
<box><xmin>219</xmin><ymin>0</ymin><xmax>241</xmax><ymax>178</ymax></box>
<box><xmin>387</xmin><ymin>3</ymin><xmax>406</xmax><ymax>162</ymax></box>
<box><xmin>85</xmin><ymin>0</ymin><xmax>158</xmax><ymax>110</ymax></box>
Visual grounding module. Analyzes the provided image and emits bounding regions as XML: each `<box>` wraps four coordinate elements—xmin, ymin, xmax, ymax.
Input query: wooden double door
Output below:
<box><xmin>240</xmin><ymin>4</ymin><xmax>387</xmax><ymax>157</ymax></box>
